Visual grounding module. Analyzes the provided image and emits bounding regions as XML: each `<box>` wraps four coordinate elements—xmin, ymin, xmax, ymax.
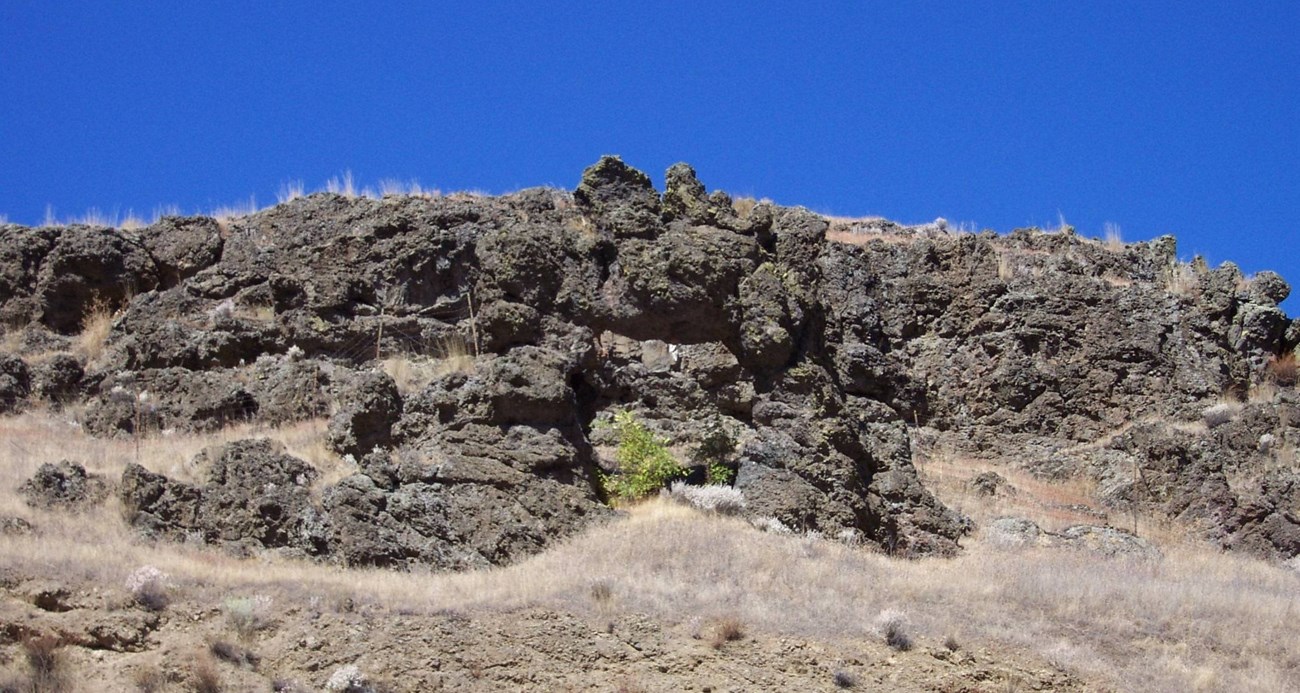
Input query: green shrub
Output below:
<box><xmin>706</xmin><ymin>460</ymin><xmax>734</xmax><ymax>486</ymax></box>
<box><xmin>602</xmin><ymin>410</ymin><xmax>685</xmax><ymax>502</ymax></box>
<box><xmin>692</xmin><ymin>417</ymin><xmax>737</xmax><ymax>485</ymax></box>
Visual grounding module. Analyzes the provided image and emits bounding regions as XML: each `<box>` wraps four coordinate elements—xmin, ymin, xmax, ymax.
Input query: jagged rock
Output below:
<box><xmin>970</xmin><ymin>471</ymin><xmax>1014</xmax><ymax>497</ymax></box>
<box><xmin>0</xmin><ymin>516</ymin><xmax>34</xmax><ymax>535</ymax></box>
<box><xmin>34</xmin><ymin>226</ymin><xmax>160</xmax><ymax>333</ymax></box>
<box><xmin>121</xmin><ymin>439</ymin><xmax>323</xmax><ymax>553</ymax></box>
<box><xmin>0</xmin><ymin>354</ymin><xmax>31</xmax><ymax>413</ymax></box>
<box><xmin>1054</xmin><ymin>525</ymin><xmax>1162</xmax><ymax>560</ymax></box>
<box><xmin>19</xmin><ymin>460</ymin><xmax>109</xmax><ymax>510</ymax></box>
<box><xmin>84</xmin><ymin>368</ymin><xmax>258</xmax><ymax>436</ymax></box>
<box><xmin>120</xmin><ymin>464</ymin><xmax>203</xmax><ymax>539</ymax></box>
<box><xmin>661</xmin><ymin>163</ymin><xmax>751</xmax><ymax>232</ymax></box>
<box><xmin>735</xmin><ymin>364</ymin><xmax>970</xmax><ymax>556</ymax></box>
<box><xmin>573</xmin><ymin>155</ymin><xmax>663</xmax><ymax>239</ymax></box>
<box><xmin>248</xmin><ymin>353</ymin><xmax>332</xmax><ymax>424</ymax></box>
<box><xmin>0</xmin><ymin>157</ymin><xmax>1295</xmax><ymax>566</ymax></box>
<box><xmin>477</xmin><ymin>301</ymin><xmax>543</xmax><ymax>351</ymax></box>
<box><xmin>985</xmin><ymin>518</ymin><xmax>1045</xmax><ymax>548</ymax></box>
<box><xmin>985</xmin><ymin>518</ymin><xmax>1160</xmax><ymax>559</ymax></box>
<box><xmin>138</xmin><ymin>215</ymin><xmax>224</xmax><ymax>287</ymax></box>
<box><xmin>328</xmin><ymin>370</ymin><xmax>403</xmax><ymax>457</ymax></box>
<box><xmin>1249</xmin><ymin>270</ymin><xmax>1291</xmax><ymax>305</ymax></box>
<box><xmin>0</xmin><ymin>226</ymin><xmax>57</xmax><ymax>325</ymax></box>
<box><xmin>30</xmin><ymin>353</ymin><xmax>83</xmax><ymax>404</ymax></box>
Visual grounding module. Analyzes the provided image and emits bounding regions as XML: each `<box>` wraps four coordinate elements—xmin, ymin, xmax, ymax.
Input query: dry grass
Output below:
<box><xmin>278</xmin><ymin>180</ymin><xmax>306</xmax><ymax>203</ymax></box>
<box><xmin>1103</xmin><ymin>222</ymin><xmax>1124</xmax><ymax>251</ymax></box>
<box><xmin>1265</xmin><ymin>350</ymin><xmax>1297</xmax><ymax>387</ymax></box>
<box><xmin>211</xmin><ymin>196</ymin><xmax>262</xmax><ymax>233</ymax></box>
<box><xmin>730</xmin><ymin>196</ymin><xmax>775</xmax><ymax>220</ymax></box>
<box><xmin>36</xmin><ymin>206</ymin><xmax>151</xmax><ymax>230</ymax></box>
<box><xmin>76</xmin><ymin>298</ymin><xmax>118</xmax><ymax>364</ymax></box>
<box><xmin>325</xmin><ymin>171</ymin><xmax>357</xmax><ymax>198</ymax></box>
<box><xmin>914</xmin><ymin>447</ymin><xmax>1110</xmax><ymax>532</ymax></box>
<box><xmin>1</xmin><ymin>412</ymin><xmax>1298</xmax><ymax>692</ymax></box>
<box><xmin>708</xmin><ymin>616</ymin><xmax>745</xmax><ymax>649</ymax></box>
<box><xmin>379</xmin><ymin>335</ymin><xmax>476</xmax><ymax>394</ymax></box>
<box><xmin>1165</xmin><ymin>262</ymin><xmax>1199</xmax><ymax>296</ymax></box>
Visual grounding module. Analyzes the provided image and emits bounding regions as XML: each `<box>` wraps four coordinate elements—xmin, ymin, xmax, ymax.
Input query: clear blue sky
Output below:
<box><xmin>2</xmin><ymin>2</ymin><xmax>1296</xmax><ymax>314</ymax></box>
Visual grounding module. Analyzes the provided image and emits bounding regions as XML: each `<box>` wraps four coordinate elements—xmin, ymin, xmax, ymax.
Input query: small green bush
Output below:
<box><xmin>602</xmin><ymin>410</ymin><xmax>685</xmax><ymax>502</ymax></box>
<box><xmin>692</xmin><ymin>417</ymin><xmax>737</xmax><ymax>485</ymax></box>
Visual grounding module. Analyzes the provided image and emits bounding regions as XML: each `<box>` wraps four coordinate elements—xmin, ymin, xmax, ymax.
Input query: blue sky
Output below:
<box><xmin>2</xmin><ymin>2</ymin><xmax>1296</xmax><ymax>314</ymax></box>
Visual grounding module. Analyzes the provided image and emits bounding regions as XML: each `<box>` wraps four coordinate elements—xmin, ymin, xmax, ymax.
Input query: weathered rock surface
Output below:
<box><xmin>985</xmin><ymin>517</ymin><xmax>1161</xmax><ymax>559</ymax></box>
<box><xmin>2</xmin><ymin>156</ymin><xmax>1297</xmax><ymax>565</ymax></box>
<box><xmin>19</xmin><ymin>460</ymin><xmax>109</xmax><ymax>510</ymax></box>
<box><xmin>121</xmin><ymin>439</ymin><xmax>323</xmax><ymax>554</ymax></box>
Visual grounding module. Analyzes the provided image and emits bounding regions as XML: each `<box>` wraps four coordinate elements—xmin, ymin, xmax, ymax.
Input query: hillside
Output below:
<box><xmin>0</xmin><ymin>157</ymin><xmax>1297</xmax><ymax>691</ymax></box>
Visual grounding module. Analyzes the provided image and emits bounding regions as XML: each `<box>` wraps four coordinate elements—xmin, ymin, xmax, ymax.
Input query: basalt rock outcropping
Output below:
<box><xmin>1</xmin><ymin>157</ymin><xmax>1296</xmax><ymax>565</ymax></box>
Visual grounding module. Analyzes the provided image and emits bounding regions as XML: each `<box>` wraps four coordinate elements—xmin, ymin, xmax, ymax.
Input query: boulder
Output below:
<box><xmin>121</xmin><ymin>439</ymin><xmax>324</xmax><ymax>554</ymax></box>
<box><xmin>19</xmin><ymin>460</ymin><xmax>109</xmax><ymax>510</ymax></box>
<box><xmin>573</xmin><ymin>155</ymin><xmax>663</xmax><ymax>239</ymax></box>
<box><xmin>0</xmin><ymin>354</ymin><xmax>31</xmax><ymax>413</ymax></box>
<box><xmin>328</xmin><ymin>370</ymin><xmax>403</xmax><ymax>457</ymax></box>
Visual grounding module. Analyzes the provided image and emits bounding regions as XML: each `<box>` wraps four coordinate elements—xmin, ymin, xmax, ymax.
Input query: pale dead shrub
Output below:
<box><xmin>875</xmin><ymin>609</ymin><xmax>912</xmax><ymax>651</ymax></box>
<box><xmin>665</xmin><ymin>482</ymin><xmax>746</xmax><ymax>515</ymax></box>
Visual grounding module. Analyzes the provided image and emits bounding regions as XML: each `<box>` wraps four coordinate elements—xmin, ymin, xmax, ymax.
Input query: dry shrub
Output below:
<box><xmin>21</xmin><ymin>635</ymin><xmax>69</xmax><ymax>693</ymax></box>
<box><xmin>1103</xmin><ymin>222</ymin><xmax>1124</xmax><ymax>251</ymax></box>
<box><xmin>875</xmin><ymin>609</ymin><xmax>912</xmax><ymax>651</ymax></box>
<box><xmin>208</xmin><ymin>639</ymin><xmax>258</xmax><ymax>669</ymax></box>
<box><xmin>1201</xmin><ymin>402</ymin><xmax>1239</xmax><ymax>429</ymax></box>
<box><xmin>731</xmin><ymin>197</ymin><xmax>758</xmax><ymax>219</ymax></box>
<box><xmin>709</xmin><ymin>616</ymin><xmax>745</xmax><ymax>649</ymax></box>
<box><xmin>1265</xmin><ymin>351</ymin><xmax>1297</xmax><ymax>387</ymax></box>
<box><xmin>832</xmin><ymin>670</ymin><xmax>858</xmax><ymax>688</ymax></box>
<box><xmin>191</xmin><ymin>656</ymin><xmax>222</xmax><ymax>693</ymax></box>
<box><xmin>224</xmin><ymin>595</ymin><xmax>274</xmax><ymax>640</ymax></box>
<box><xmin>1165</xmin><ymin>262</ymin><xmax>1199</xmax><ymax>296</ymax></box>
<box><xmin>125</xmin><ymin>565</ymin><xmax>172</xmax><ymax>612</ymax></box>
<box><xmin>77</xmin><ymin>298</ymin><xmax>116</xmax><ymax>361</ymax></box>
<box><xmin>132</xmin><ymin>666</ymin><xmax>166</xmax><ymax>693</ymax></box>
<box><xmin>665</xmin><ymin>482</ymin><xmax>746</xmax><ymax>515</ymax></box>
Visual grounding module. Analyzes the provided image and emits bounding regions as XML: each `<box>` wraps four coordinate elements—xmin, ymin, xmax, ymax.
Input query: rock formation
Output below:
<box><xmin>0</xmin><ymin>156</ymin><xmax>1295</xmax><ymax>566</ymax></box>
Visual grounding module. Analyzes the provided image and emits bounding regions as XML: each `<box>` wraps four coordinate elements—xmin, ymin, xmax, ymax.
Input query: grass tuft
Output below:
<box><xmin>190</xmin><ymin>655</ymin><xmax>222</xmax><ymax>693</ymax></box>
<box><xmin>22</xmin><ymin>634</ymin><xmax>70</xmax><ymax>693</ymax></box>
<box><xmin>876</xmin><ymin>609</ymin><xmax>912</xmax><ymax>651</ymax></box>
<box><xmin>709</xmin><ymin>616</ymin><xmax>745</xmax><ymax>649</ymax></box>
<box><xmin>1265</xmin><ymin>350</ymin><xmax>1296</xmax><ymax>387</ymax></box>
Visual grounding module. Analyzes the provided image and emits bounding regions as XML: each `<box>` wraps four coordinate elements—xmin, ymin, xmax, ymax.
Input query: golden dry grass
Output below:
<box><xmin>1266</xmin><ymin>350</ymin><xmax>1297</xmax><ymax>387</ymax></box>
<box><xmin>379</xmin><ymin>335</ymin><xmax>476</xmax><ymax>394</ymax></box>
<box><xmin>75</xmin><ymin>298</ymin><xmax>117</xmax><ymax>364</ymax></box>
<box><xmin>1</xmin><ymin>413</ymin><xmax>1298</xmax><ymax>692</ymax></box>
<box><xmin>1103</xmin><ymin>222</ymin><xmax>1124</xmax><ymax>251</ymax></box>
<box><xmin>1165</xmin><ymin>261</ymin><xmax>1200</xmax><ymax>296</ymax></box>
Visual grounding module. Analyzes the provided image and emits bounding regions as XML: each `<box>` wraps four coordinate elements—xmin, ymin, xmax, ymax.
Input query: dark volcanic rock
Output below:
<box><xmin>328</xmin><ymin>369</ymin><xmax>403</xmax><ymax>457</ymax></box>
<box><xmin>20</xmin><ymin>460</ymin><xmax>109</xmax><ymax>510</ymax></box>
<box><xmin>138</xmin><ymin>215</ymin><xmax>224</xmax><ymax>287</ymax></box>
<box><xmin>30</xmin><ymin>354</ymin><xmax>84</xmax><ymax>405</ymax></box>
<box><xmin>573</xmin><ymin>155</ymin><xmax>663</xmax><ymax>239</ymax></box>
<box><xmin>1</xmin><ymin>157</ymin><xmax>1295</xmax><ymax>566</ymax></box>
<box><xmin>34</xmin><ymin>226</ymin><xmax>160</xmax><ymax>333</ymax></box>
<box><xmin>0</xmin><ymin>354</ymin><xmax>32</xmax><ymax>413</ymax></box>
<box><xmin>121</xmin><ymin>439</ymin><xmax>324</xmax><ymax>554</ymax></box>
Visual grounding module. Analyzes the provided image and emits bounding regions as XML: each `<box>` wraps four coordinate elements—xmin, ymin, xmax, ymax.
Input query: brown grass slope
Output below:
<box><xmin>1</xmin><ymin>413</ymin><xmax>1298</xmax><ymax>690</ymax></box>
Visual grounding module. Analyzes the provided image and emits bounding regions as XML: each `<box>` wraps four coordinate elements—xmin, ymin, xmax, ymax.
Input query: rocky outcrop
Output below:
<box><xmin>0</xmin><ymin>355</ymin><xmax>31</xmax><ymax>413</ymax></box>
<box><xmin>19</xmin><ymin>461</ymin><xmax>109</xmax><ymax>510</ymax></box>
<box><xmin>984</xmin><ymin>517</ymin><xmax>1161</xmax><ymax>559</ymax></box>
<box><xmin>121</xmin><ymin>439</ymin><xmax>325</xmax><ymax>555</ymax></box>
<box><xmin>1</xmin><ymin>156</ymin><xmax>1296</xmax><ymax>566</ymax></box>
